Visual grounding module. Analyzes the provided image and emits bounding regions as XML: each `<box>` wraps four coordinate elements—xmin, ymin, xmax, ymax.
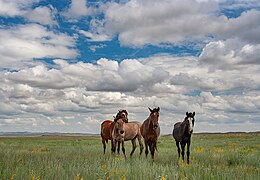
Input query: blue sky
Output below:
<box><xmin>0</xmin><ymin>0</ymin><xmax>260</xmax><ymax>134</ymax></box>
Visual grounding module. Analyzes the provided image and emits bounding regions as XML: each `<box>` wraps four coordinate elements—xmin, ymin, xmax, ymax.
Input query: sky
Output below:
<box><xmin>0</xmin><ymin>0</ymin><xmax>260</xmax><ymax>134</ymax></box>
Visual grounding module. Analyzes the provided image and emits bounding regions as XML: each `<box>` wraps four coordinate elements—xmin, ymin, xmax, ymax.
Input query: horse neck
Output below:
<box><xmin>109</xmin><ymin>122</ymin><xmax>116</xmax><ymax>135</ymax></box>
<box><xmin>181</xmin><ymin>119</ymin><xmax>191</xmax><ymax>137</ymax></box>
<box><xmin>146</xmin><ymin>116</ymin><xmax>152</xmax><ymax>129</ymax></box>
<box><xmin>147</xmin><ymin>115</ymin><xmax>156</xmax><ymax>134</ymax></box>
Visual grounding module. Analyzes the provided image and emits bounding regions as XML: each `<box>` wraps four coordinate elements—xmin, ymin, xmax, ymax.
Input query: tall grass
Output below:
<box><xmin>0</xmin><ymin>133</ymin><xmax>259</xmax><ymax>179</ymax></box>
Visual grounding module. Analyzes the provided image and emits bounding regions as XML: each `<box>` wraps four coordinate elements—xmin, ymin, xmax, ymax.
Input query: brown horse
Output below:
<box><xmin>140</xmin><ymin>107</ymin><xmax>160</xmax><ymax>160</ymax></box>
<box><xmin>112</xmin><ymin>114</ymin><xmax>144</xmax><ymax>158</ymax></box>
<box><xmin>100</xmin><ymin>110</ymin><xmax>128</xmax><ymax>154</ymax></box>
<box><xmin>173</xmin><ymin>112</ymin><xmax>195</xmax><ymax>164</ymax></box>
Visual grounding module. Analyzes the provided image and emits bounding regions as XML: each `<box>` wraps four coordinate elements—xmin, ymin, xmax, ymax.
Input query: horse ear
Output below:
<box><xmin>148</xmin><ymin>107</ymin><xmax>152</xmax><ymax>112</ymax></box>
<box><xmin>193</xmin><ymin>112</ymin><xmax>195</xmax><ymax>117</ymax></box>
<box><xmin>157</xmin><ymin>107</ymin><xmax>160</xmax><ymax>112</ymax></box>
<box><xmin>186</xmin><ymin>112</ymin><xmax>189</xmax><ymax>116</ymax></box>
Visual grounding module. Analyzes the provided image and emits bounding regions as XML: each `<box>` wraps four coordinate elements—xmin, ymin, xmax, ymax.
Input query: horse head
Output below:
<box><xmin>148</xmin><ymin>107</ymin><xmax>160</xmax><ymax>130</ymax></box>
<box><xmin>114</xmin><ymin>115</ymin><xmax>126</xmax><ymax>141</ymax></box>
<box><xmin>116</xmin><ymin>109</ymin><xmax>129</xmax><ymax>123</ymax></box>
<box><xmin>185</xmin><ymin>112</ymin><xmax>195</xmax><ymax>134</ymax></box>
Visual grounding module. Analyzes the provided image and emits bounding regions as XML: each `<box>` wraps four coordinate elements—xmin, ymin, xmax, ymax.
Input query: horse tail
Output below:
<box><xmin>105</xmin><ymin>139</ymin><xmax>108</xmax><ymax>143</ymax></box>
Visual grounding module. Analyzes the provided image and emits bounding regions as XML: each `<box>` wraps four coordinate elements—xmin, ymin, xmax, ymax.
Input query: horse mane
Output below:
<box><xmin>118</xmin><ymin>109</ymin><xmax>128</xmax><ymax>116</ymax></box>
<box><xmin>182</xmin><ymin>119</ymin><xmax>191</xmax><ymax>136</ymax></box>
<box><xmin>115</xmin><ymin>109</ymin><xmax>128</xmax><ymax>123</ymax></box>
<box><xmin>185</xmin><ymin>112</ymin><xmax>195</xmax><ymax>118</ymax></box>
<box><xmin>149</xmin><ymin>107</ymin><xmax>160</xmax><ymax>113</ymax></box>
<box><xmin>114</xmin><ymin>114</ymin><xmax>124</xmax><ymax>122</ymax></box>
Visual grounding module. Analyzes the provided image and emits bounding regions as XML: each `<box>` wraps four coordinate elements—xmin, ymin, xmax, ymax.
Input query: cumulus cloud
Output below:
<box><xmin>0</xmin><ymin>0</ymin><xmax>39</xmax><ymax>17</ymax></box>
<box><xmin>5</xmin><ymin>58</ymin><xmax>169</xmax><ymax>92</ymax></box>
<box><xmin>0</xmin><ymin>24</ymin><xmax>78</xmax><ymax>69</ymax></box>
<box><xmin>1</xmin><ymin>51</ymin><xmax>260</xmax><ymax>133</ymax></box>
<box><xmin>219</xmin><ymin>10</ymin><xmax>260</xmax><ymax>44</ymax></box>
<box><xmin>25</xmin><ymin>5</ymin><xmax>58</xmax><ymax>26</ymax></box>
<box><xmin>199</xmin><ymin>39</ymin><xmax>260</xmax><ymax>71</ymax></box>
<box><xmin>77</xmin><ymin>18</ymin><xmax>113</xmax><ymax>42</ymax></box>
<box><xmin>103</xmin><ymin>0</ymin><xmax>218</xmax><ymax>46</ymax></box>
<box><xmin>100</xmin><ymin>0</ymin><xmax>260</xmax><ymax>47</ymax></box>
<box><xmin>62</xmin><ymin>0</ymin><xmax>89</xmax><ymax>19</ymax></box>
<box><xmin>0</xmin><ymin>0</ymin><xmax>259</xmax><ymax>133</ymax></box>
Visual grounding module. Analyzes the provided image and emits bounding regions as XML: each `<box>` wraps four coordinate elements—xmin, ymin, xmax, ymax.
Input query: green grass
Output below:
<box><xmin>0</xmin><ymin>133</ymin><xmax>259</xmax><ymax>179</ymax></box>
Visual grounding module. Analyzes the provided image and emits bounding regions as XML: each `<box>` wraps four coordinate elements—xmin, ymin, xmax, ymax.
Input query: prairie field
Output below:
<box><xmin>0</xmin><ymin>133</ymin><xmax>259</xmax><ymax>180</ymax></box>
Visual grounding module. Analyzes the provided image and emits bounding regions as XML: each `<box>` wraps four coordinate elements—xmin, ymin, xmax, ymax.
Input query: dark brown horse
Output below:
<box><xmin>140</xmin><ymin>107</ymin><xmax>160</xmax><ymax>160</ymax></box>
<box><xmin>172</xmin><ymin>112</ymin><xmax>195</xmax><ymax>164</ymax></box>
<box><xmin>112</xmin><ymin>114</ymin><xmax>144</xmax><ymax>158</ymax></box>
<box><xmin>100</xmin><ymin>110</ymin><xmax>128</xmax><ymax>154</ymax></box>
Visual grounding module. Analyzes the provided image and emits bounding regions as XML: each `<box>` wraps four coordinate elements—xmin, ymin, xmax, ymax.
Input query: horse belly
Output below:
<box><xmin>173</xmin><ymin>128</ymin><xmax>182</xmax><ymax>142</ymax></box>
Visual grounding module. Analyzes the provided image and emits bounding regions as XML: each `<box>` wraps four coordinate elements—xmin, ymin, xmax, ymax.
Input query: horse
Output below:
<box><xmin>172</xmin><ymin>112</ymin><xmax>195</xmax><ymax>164</ymax></box>
<box><xmin>140</xmin><ymin>107</ymin><xmax>160</xmax><ymax>160</ymax></box>
<box><xmin>112</xmin><ymin>114</ymin><xmax>144</xmax><ymax>158</ymax></box>
<box><xmin>100</xmin><ymin>110</ymin><xmax>128</xmax><ymax>154</ymax></box>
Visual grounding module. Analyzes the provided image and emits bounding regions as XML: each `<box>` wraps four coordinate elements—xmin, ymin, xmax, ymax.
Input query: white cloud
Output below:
<box><xmin>89</xmin><ymin>44</ymin><xmax>107</xmax><ymax>52</ymax></box>
<box><xmin>0</xmin><ymin>0</ymin><xmax>39</xmax><ymax>17</ymax></box>
<box><xmin>103</xmin><ymin>0</ymin><xmax>219</xmax><ymax>46</ymax></box>
<box><xmin>199</xmin><ymin>39</ymin><xmax>260</xmax><ymax>71</ymax></box>
<box><xmin>220</xmin><ymin>10</ymin><xmax>260</xmax><ymax>44</ymax></box>
<box><xmin>0</xmin><ymin>0</ymin><xmax>259</xmax><ymax>133</ymax></box>
<box><xmin>63</xmin><ymin>0</ymin><xmax>89</xmax><ymax>19</ymax></box>
<box><xmin>25</xmin><ymin>6</ymin><xmax>58</xmax><ymax>26</ymax></box>
<box><xmin>101</xmin><ymin>0</ymin><xmax>260</xmax><ymax>47</ymax></box>
<box><xmin>78</xmin><ymin>29</ymin><xmax>111</xmax><ymax>42</ymax></box>
<box><xmin>1</xmin><ymin>51</ymin><xmax>260</xmax><ymax>133</ymax></box>
<box><xmin>77</xmin><ymin>18</ymin><xmax>113</xmax><ymax>42</ymax></box>
<box><xmin>0</xmin><ymin>24</ymin><xmax>78</xmax><ymax>69</ymax></box>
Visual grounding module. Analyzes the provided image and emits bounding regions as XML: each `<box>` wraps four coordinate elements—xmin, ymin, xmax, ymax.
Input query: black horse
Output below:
<box><xmin>172</xmin><ymin>112</ymin><xmax>195</xmax><ymax>164</ymax></box>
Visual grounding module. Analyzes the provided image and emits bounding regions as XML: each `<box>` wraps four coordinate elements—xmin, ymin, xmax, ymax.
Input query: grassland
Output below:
<box><xmin>0</xmin><ymin>133</ymin><xmax>259</xmax><ymax>179</ymax></box>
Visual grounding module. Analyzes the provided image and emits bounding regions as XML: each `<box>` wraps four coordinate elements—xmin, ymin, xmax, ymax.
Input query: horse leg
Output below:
<box><xmin>102</xmin><ymin>138</ymin><xmax>106</xmax><ymax>154</ymax></box>
<box><xmin>137</xmin><ymin>135</ymin><xmax>144</xmax><ymax>155</ymax></box>
<box><xmin>144</xmin><ymin>141</ymin><xmax>149</xmax><ymax>157</ymax></box>
<box><xmin>181</xmin><ymin>142</ymin><xmax>186</xmax><ymax>162</ymax></box>
<box><xmin>130</xmin><ymin>138</ymin><xmax>137</xmax><ymax>157</ymax></box>
<box><xmin>117</xmin><ymin>141</ymin><xmax>121</xmax><ymax>154</ymax></box>
<box><xmin>150</xmin><ymin>141</ymin><xmax>155</xmax><ymax>160</ymax></box>
<box><xmin>111</xmin><ymin>139</ymin><xmax>116</xmax><ymax>154</ymax></box>
<box><xmin>187</xmin><ymin>140</ymin><xmax>191</xmax><ymax>164</ymax></box>
<box><xmin>175</xmin><ymin>141</ymin><xmax>180</xmax><ymax>159</ymax></box>
<box><xmin>121</xmin><ymin>141</ymin><xmax>126</xmax><ymax>158</ymax></box>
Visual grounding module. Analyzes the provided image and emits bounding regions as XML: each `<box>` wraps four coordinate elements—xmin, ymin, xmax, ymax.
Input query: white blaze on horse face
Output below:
<box><xmin>187</xmin><ymin>117</ymin><xmax>193</xmax><ymax>133</ymax></box>
<box><xmin>122</xmin><ymin>112</ymin><xmax>127</xmax><ymax>119</ymax></box>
